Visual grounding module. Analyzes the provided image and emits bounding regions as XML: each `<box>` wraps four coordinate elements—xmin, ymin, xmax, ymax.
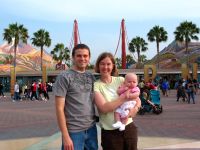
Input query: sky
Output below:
<box><xmin>1</xmin><ymin>0</ymin><xmax>200</xmax><ymax>64</ymax></box>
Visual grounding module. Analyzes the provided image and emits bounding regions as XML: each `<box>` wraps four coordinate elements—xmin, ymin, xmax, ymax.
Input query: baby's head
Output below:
<box><xmin>124</xmin><ymin>73</ymin><xmax>138</xmax><ymax>88</ymax></box>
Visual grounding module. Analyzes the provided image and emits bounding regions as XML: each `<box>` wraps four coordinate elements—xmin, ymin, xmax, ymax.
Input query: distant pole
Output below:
<box><xmin>121</xmin><ymin>19</ymin><xmax>126</xmax><ymax>69</ymax></box>
<box><xmin>74</xmin><ymin>20</ymin><xmax>78</xmax><ymax>47</ymax></box>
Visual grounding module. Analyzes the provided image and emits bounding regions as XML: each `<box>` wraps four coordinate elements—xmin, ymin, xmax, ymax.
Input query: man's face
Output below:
<box><xmin>72</xmin><ymin>48</ymin><xmax>90</xmax><ymax>70</ymax></box>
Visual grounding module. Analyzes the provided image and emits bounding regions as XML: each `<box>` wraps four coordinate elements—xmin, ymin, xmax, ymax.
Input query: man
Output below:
<box><xmin>54</xmin><ymin>44</ymin><xmax>98</xmax><ymax>150</ymax></box>
<box><xmin>30</xmin><ymin>81</ymin><xmax>38</xmax><ymax>101</ymax></box>
<box><xmin>14</xmin><ymin>81</ymin><xmax>20</xmax><ymax>102</ymax></box>
<box><xmin>0</xmin><ymin>82</ymin><xmax>5</xmax><ymax>97</ymax></box>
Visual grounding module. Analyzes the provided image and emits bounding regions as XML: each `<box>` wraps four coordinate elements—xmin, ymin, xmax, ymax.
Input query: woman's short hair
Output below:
<box><xmin>95</xmin><ymin>52</ymin><xmax>118</xmax><ymax>76</ymax></box>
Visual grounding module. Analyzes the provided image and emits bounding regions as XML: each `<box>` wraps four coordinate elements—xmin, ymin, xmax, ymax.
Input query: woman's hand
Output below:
<box><xmin>120</xmin><ymin>116</ymin><xmax>129</xmax><ymax>124</ymax></box>
<box><xmin>120</xmin><ymin>90</ymin><xmax>140</xmax><ymax>101</ymax></box>
<box><xmin>119</xmin><ymin>90</ymin><xmax>131</xmax><ymax>101</ymax></box>
<box><xmin>129</xmin><ymin>98</ymin><xmax>141</xmax><ymax>118</ymax></box>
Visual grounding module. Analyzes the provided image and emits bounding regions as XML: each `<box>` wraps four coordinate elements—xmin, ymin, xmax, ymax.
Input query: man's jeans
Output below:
<box><xmin>14</xmin><ymin>92</ymin><xmax>20</xmax><ymax>100</ymax></box>
<box><xmin>61</xmin><ymin>124</ymin><xmax>98</xmax><ymax>150</ymax></box>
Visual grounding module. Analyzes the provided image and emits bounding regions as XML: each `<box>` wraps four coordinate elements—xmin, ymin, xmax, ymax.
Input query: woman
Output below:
<box><xmin>94</xmin><ymin>52</ymin><xmax>141</xmax><ymax>150</ymax></box>
<box><xmin>185</xmin><ymin>79</ymin><xmax>195</xmax><ymax>104</ymax></box>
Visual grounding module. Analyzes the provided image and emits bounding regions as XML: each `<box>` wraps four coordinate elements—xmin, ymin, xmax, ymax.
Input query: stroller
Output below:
<box><xmin>138</xmin><ymin>89</ymin><xmax>163</xmax><ymax>115</ymax></box>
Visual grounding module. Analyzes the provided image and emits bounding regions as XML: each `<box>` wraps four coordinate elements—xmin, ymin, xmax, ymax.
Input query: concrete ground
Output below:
<box><xmin>0</xmin><ymin>90</ymin><xmax>200</xmax><ymax>150</ymax></box>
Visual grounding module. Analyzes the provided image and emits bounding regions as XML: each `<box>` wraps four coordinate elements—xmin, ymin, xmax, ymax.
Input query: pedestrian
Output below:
<box><xmin>185</xmin><ymin>79</ymin><xmax>195</xmax><ymax>104</ymax></box>
<box><xmin>14</xmin><ymin>81</ymin><xmax>20</xmax><ymax>101</ymax></box>
<box><xmin>43</xmin><ymin>82</ymin><xmax>49</xmax><ymax>101</ymax></box>
<box><xmin>161</xmin><ymin>79</ymin><xmax>169</xmax><ymax>97</ymax></box>
<box><xmin>54</xmin><ymin>44</ymin><xmax>98</xmax><ymax>150</ymax></box>
<box><xmin>0</xmin><ymin>82</ymin><xmax>5</xmax><ymax>97</ymax></box>
<box><xmin>30</xmin><ymin>81</ymin><xmax>38</xmax><ymax>101</ymax></box>
<box><xmin>94</xmin><ymin>52</ymin><xmax>141</xmax><ymax>150</ymax></box>
<box><xmin>176</xmin><ymin>80</ymin><xmax>187</xmax><ymax>102</ymax></box>
<box><xmin>38</xmin><ymin>81</ymin><xmax>44</xmax><ymax>100</ymax></box>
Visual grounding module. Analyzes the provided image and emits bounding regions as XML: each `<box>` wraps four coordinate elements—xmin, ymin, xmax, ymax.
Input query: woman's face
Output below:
<box><xmin>99</xmin><ymin>57</ymin><xmax>113</xmax><ymax>76</ymax></box>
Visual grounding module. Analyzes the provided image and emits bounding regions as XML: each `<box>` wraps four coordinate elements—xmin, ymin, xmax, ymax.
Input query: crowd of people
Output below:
<box><xmin>12</xmin><ymin>81</ymin><xmax>53</xmax><ymax>102</ymax></box>
<box><xmin>175</xmin><ymin>78</ymin><xmax>198</xmax><ymax>104</ymax></box>
<box><xmin>138</xmin><ymin>76</ymin><xmax>199</xmax><ymax>105</ymax></box>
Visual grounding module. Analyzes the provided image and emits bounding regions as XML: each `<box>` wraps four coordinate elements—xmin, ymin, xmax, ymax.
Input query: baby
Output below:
<box><xmin>112</xmin><ymin>73</ymin><xmax>140</xmax><ymax>131</ymax></box>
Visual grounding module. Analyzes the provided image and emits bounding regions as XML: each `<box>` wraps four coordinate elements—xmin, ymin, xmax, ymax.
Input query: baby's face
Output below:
<box><xmin>125</xmin><ymin>75</ymin><xmax>138</xmax><ymax>88</ymax></box>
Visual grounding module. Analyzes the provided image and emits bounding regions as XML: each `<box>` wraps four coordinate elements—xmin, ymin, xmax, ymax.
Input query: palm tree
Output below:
<box><xmin>87</xmin><ymin>63</ymin><xmax>94</xmax><ymax>69</ymax></box>
<box><xmin>51</xmin><ymin>43</ymin><xmax>70</xmax><ymax>67</ymax></box>
<box><xmin>129</xmin><ymin>36</ymin><xmax>148</xmax><ymax>63</ymax></box>
<box><xmin>140</xmin><ymin>54</ymin><xmax>147</xmax><ymax>63</ymax></box>
<box><xmin>31</xmin><ymin>29</ymin><xmax>51</xmax><ymax>71</ymax></box>
<box><xmin>126</xmin><ymin>54</ymin><xmax>136</xmax><ymax>68</ymax></box>
<box><xmin>147</xmin><ymin>26</ymin><xmax>168</xmax><ymax>68</ymax></box>
<box><xmin>115</xmin><ymin>57</ymin><xmax>122</xmax><ymax>69</ymax></box>
<box><xmin>174</xmin><ymin>21</ymin><xmax>200</xmax><ymax>66</ymax></box>
<box><xmin>3</xmin><ymin>23</ymin><xmax>29</xmax><ymax>73</ymax></box>
<box><xmin>126</xmin><ymin>54</ymin><xmax>136</xmax><ymax>64</ymax></box>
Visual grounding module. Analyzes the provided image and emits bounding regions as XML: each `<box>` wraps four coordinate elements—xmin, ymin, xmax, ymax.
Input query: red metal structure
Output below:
<box><xmin>73</xmin><ymin>19</ymin><xmax>127</xmax><ymax>68</ymax></box>
<box><xmin>121</xmin><ymin>19</ymin><xmax>126</xmax><ymax>69</ymax></box>
<box><xmin>73</xmin><ymin>20</ymin><xmax>78</xmax><ymax>47</ymax></box>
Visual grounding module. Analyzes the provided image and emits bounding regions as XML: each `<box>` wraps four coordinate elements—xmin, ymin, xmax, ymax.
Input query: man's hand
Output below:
<box><xmin>63</xmin><ymin>136</ymin><xmax>74</xmax><ymax>150</ymax></box>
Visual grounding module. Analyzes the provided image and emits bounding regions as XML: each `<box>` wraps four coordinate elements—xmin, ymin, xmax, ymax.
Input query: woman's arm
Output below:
<box><xmin>117</xmin><ymin>84</ymin><xmax>128</xmax><ymax>95</ymax></box>
<box><xmin>129</xmin><ymin>97</ymin><xmax>141</xmax><ymax>117</ymax></box>
<box><xmin>94</xmin><ymin>91</ymin><xmax>126</xmax><ymax>113</ymax></box>
<box><xmin>120</xmin><ymin>97</ymin><xmax>141</xmax><ymax>124</ymax></box>
<box><xmin>128</xmin><ymin>87</ymin><xmax>140</xmax><ymax>99</ymax></box>
<box><xmin>128</xmin><ymin>91</ymin><xmax>140</xmax><ymax>100</ymax></box>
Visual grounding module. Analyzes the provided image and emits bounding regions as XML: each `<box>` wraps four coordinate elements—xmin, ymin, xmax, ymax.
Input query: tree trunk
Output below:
<box><xmin>137</xmin><ymin>50</ymin><xmax>140</xmax><ymax>63</ymax></box>
<box><xmin>185</xmin><ymin>40</ymin><xmax>189</xmax><ymax>67</ymax></box>
<box><xmin>41</xmin><ymin>46</ymin><xmax>43</xmax><ymax>71</ymax></box>
<box><xmin>156</xmin><ymin>41</ymin><xmax>160</xmax><ymax>69</ymax></box>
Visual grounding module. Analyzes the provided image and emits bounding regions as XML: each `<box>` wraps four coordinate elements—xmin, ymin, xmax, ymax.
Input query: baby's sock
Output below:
<box><xmin>112</xmin><ymin>121</ymin><xmax>122</xmax><ymax>128</ymax></box>
<box><xmin>119</xmin><ymin>124</ymin><xmax>125</xmax><ymax>131</ymax></box>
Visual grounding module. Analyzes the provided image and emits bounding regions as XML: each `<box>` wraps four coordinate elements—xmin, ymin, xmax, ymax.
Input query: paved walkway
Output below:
<box><xmin>0</xmin><ymin>90</ymin><xmax>200</xmax><ymax>150</ymax></box>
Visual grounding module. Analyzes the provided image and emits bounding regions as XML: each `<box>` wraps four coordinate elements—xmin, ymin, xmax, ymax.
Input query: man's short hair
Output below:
<box><xmin>72</xmin><ymin>44</ymin><xmax>90</xmax><ymax>57</ymax></box>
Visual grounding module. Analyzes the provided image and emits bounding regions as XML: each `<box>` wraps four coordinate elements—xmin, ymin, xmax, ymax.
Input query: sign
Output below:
<box><xmin>144</xmin><ymin>65</ymin><xmax>157</xmax><ymax>82</ymax></box>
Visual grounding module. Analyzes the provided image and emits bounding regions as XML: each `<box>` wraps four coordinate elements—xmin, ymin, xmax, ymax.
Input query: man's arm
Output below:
<box><xmin>55</xmin><ymin>96</ymin><xmax>74</xmax><ymax>150</ymax></box>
